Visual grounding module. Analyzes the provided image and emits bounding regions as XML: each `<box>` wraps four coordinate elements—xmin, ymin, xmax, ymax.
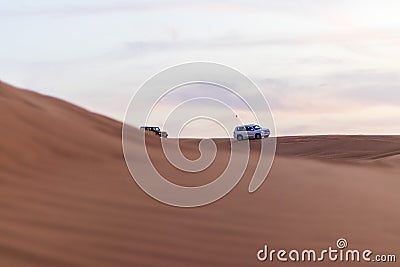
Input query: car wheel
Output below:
<box><xmin>237</xmin><ymin>135</ymin><xmax>243</xmax><ymax>141</ymax></box>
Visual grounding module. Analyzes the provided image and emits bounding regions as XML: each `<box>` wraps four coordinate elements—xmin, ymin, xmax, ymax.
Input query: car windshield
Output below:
<box><xmin>253</xmin><ymin>125</ymin><xmax>261</xmax><ymax>130</ymax></box>
<box><xmin>153</xmin><ymin>127</ymin><xmax>160</xmax><ymax>131</ymax></box>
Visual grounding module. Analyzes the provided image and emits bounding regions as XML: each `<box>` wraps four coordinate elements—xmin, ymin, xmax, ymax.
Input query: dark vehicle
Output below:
<box><xmin>140</xmin><ymin>126</ymin><xmax>168</xmax><ymax>138</ymax></box>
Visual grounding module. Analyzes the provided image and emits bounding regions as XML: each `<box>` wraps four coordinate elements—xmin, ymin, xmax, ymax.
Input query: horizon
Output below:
<box><xmin>1</xmin><ymin>0</ymin><xmax>399</xmax><ymax>137</ymax></box>
<box><xmin>2</xmin><ymin>78</ymin><xmax>399</xmax><ymax>138</ymax></box>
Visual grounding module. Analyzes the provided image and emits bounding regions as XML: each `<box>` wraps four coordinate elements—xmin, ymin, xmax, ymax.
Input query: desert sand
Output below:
<box><xmin>1</xmin><ymin>80</ymin><xmax>399</xmax><ymax>266</ymax></box>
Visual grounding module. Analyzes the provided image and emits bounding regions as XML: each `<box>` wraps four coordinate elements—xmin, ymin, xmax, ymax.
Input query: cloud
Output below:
<box><xmin>123</xmin><ymin>37</ymin><xmax>300</xmax><ymax>56</ymax></box>
<box><xmin>326</xmin><ymin>70</ymin><xmax>400</xmax><ymax>106</ymax></box>
<box><xmin>120</xmin><ymin>26</ymin><xmax>400</xmax><ymax>60</ymax></box>
<box><xmin>0</xmin><ymin>0</ymin><xmax>344</xmax><ymax>17</ymax></box>
<box><xmin>0</xmin><ymin>1</ymin><xmax>170</xmax><ymax>17</ymax></box>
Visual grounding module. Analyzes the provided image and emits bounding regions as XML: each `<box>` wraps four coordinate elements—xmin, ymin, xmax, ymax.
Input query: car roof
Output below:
<box><xmin>237</xmin><ymin>124</ymin><xmax>259</xmax><ymax>127</ymax></box>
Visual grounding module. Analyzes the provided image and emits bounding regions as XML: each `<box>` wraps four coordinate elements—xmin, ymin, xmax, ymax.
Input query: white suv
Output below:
<box><xmin>234</xmin><ymin>124</ymin><xmax>270</xmax><ymax>141</ymax></box>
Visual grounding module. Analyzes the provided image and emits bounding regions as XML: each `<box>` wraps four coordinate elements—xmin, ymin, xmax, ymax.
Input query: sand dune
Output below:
<box><xmin>0</xmin><ymin>81</ymin><xmax>399</xmax><ymax>266</ymax></box>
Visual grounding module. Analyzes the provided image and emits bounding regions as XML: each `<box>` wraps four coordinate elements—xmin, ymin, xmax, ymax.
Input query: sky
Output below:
<box><xmin>1</xmin><ymin>0</ymin><xmax>399</xmax><ymax>137</ymax></box>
